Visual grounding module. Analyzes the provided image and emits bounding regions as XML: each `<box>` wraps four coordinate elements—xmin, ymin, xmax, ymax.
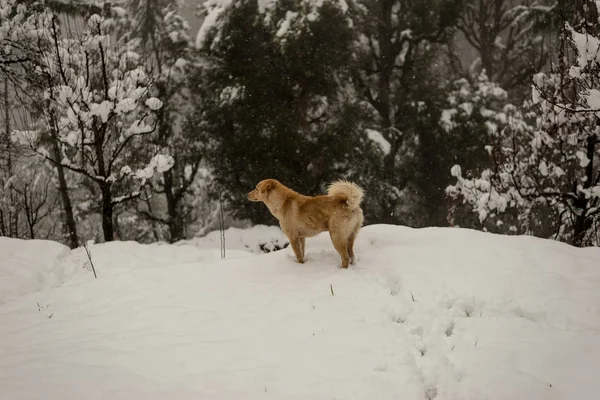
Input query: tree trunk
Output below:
<box><xmin>163</xmin><ymin>170</ymin><xmax>184</xmax><ymax>243</ymax></box>
<box><xmin>4</xmin><ymin>77</ymin><xmax>12</xmax><ymax>175</ymax></box>
<box><xmin>572</xmin><ymin>206</ymin><xmax>592</xmax><ymax>247</ymax></box>
<box><xmin>3</xmin><ymin>77</ymin><xmax>18</xmax><ymax>238</ymax></box>
<box><xmin>101</xmin><ymin>183</ymin><xmax>114</xmax><ymax>242</ymax></box>
<box><xmin>28</xmin><ymin>221</ymin><xmax>35</xmax><ymax>239</ymax></box>
<box><xmin>573</xmin><ymin>134</ymin><xmax>597</xmax><ymax>247</ymax></box>
<box><xmin>51</xmin><ymin>138</ymin><xmax>79</xmax><ymax>248</ymax></box>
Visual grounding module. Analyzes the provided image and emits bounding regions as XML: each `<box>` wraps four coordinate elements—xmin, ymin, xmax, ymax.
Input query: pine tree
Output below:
<box><xmin>196</xmin><ymin>0</ymin><xmax>367</xmax><ymax>224</ymax></box>
<box><xmin>349</xmin><ymin>0</ymin><xmax>462</xmax><ymax>225</ymax></box>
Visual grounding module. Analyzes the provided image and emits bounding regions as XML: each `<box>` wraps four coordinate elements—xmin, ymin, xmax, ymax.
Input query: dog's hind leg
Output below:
<box><xmin>289</xmin><ymin>237</ymin><xmax>305</xmax><ymax>264</ymax></box>
<box><xmin>348</xmin><ymin>232</ymin><xmax>356</xmax><ymax>265</ymax></box>
<box><xmin>348</xmin><ymin>223</ymin><xmax>361</xmax><ymax>265</ymax></box>
<box><xmin>330</xmin><ymin>232</ymin><xmax>350</xmax><ymax>269</ymax></box>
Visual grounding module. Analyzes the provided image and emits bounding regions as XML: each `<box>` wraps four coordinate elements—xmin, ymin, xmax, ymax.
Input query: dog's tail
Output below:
<box><xmin>327</xmin><ymin>180</ymin><xmax>364</xmax><ymax>209</ymax></box>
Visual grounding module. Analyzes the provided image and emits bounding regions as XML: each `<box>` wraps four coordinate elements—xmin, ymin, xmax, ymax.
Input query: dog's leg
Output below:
<box><xmin>330</xmin><ymin>232</ymin><xmax>350</xmax><ymax>269</ymax></box>
<box><xmin>348</xmin><ymin>224</ymin><xmax>361</xmax><ymax>265</ymax></box>
<box><xmin>290</xmin><ymin>237</ymin><xmax>305</xmax><ymax>264</ymax></box>
<box><xmin>348</xmin><ymin>232</ymin><xmax>356</xmax><ymax>265</ymax></box>
<box><xmin>300</xmin><ymin>237</ymin><xmax>306</xmax><ymax>259</ymax></box>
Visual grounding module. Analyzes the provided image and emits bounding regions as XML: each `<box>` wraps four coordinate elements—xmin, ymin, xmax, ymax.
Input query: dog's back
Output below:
<box><xmin>283</xmin><ymin>180</ymin><xmax>363</xmax><ymax>239</ymax></box>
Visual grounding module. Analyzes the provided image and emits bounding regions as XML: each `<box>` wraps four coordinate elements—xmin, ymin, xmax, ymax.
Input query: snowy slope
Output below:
<box><xmin>1</xmin><ymin>225</ymin><xmax>600</xmax><ymax>400</ymax></box>
<box><xmin>0</xmin><ymin>238</ymin><xmax>80</xmax><ymax>304</ymax></box>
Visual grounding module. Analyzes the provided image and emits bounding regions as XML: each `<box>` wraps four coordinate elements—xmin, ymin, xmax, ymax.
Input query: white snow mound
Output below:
<box><xmin>1</xmin><ymin>225</ymin><xmax>600</xmax><ymax>400</ymax></box>
<box><xmin>0</xmin><ymin>238</ymin><xmax>79</xmax><ymax>304</ymax></box>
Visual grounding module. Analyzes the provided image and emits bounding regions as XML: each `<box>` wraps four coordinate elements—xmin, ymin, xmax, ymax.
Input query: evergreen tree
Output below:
<box><xmin>197</xmin><ymin>0</ymin><xmax>368</xmax><ymax>224</ymax></box>
<box><xmin>349</xmin><ymin>0</ymin><xmax>462</xmax><ymax>225</ymax></box>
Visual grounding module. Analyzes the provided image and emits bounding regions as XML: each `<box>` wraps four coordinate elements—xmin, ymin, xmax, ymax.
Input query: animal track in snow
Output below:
<box><xmin>445</xmin><ymin>321</ymin><xmax>455</xmax><ymax>337</ymax></box>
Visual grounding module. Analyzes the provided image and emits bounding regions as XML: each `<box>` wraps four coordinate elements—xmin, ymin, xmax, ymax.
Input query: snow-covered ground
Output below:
<box><xmin>1</xmin><ymin>225</ymin><xmax>600</xmax><ymax>399</ymax></box>
<box><xmin>182</xmin><ymin>224</ymin><xmax>289</xmax><ymax>254</ymax></box>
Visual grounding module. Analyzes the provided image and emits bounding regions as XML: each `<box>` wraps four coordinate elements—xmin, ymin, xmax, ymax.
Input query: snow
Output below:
<box><xmin>1</xmin><ymin>225</ymin><xmax>600</xmax><ymax>399</ymax></box>
<box><xmin>195</xmin><ymin>0</ymin><xmax>234</xmax><ymax>49</ymax></box>
<box><xmin>276</xmin><ymin>11</ymin><xmax>298</xmax><ymax>38</ymax></box>
<box><xmin>450</xmin><ymin>164</ymin><xmax>461</xmax><ymax>177</ymax></box>
<box><xmin>145</xmin><ymin>97</ymin><xmax>163</xmax><ymax>110</ymax></box>
<box><xmin>127</xmin><ymin>119</ymin><xmax>153</xmax><ymax>135</ymax></box>
<box><xmin>90</xmin><ymin>100</ymin><xmax>114</xmax><ymax>122</ymax></box>
<box><xmin>183</xmin><ymin>225</ymin><xmax>289</xmax><ymax>254</ymax></box>
<box><xmin>135</xmin><ymin>154</ymin><xmax>175</xmax><ymax>180</ymax></box>
<box><xmin>585</xmin><ymin>88</ymin><xmax>600</xmax><ymax>110</ymax></box>
<box><xmin>0</xmin><ymin>238</ymin><xmax>80</xmax><ymax>304</ymax></box>
<box><xmin>440</xmin><ymin>109</ymin><xmax>457</xmax><ymax>132</ymax></box>
<box><xmin>366</xmin><ymin>128</ymin><xmax>391</xmax><ymax>155</ymax></box>
<box><xmin>576</xmin><ymin>150</ymin><xmax>590</xmax><ymax>168</ymax></box>
<box><xmin>568</xmin><ymin>24</ymin><xmax>600</xmax><ymax>67</ymax></box>
<box><xmin>538</xmin><ymin>160</ymin><xmax>548</xmax><ymax>176</ymax></box>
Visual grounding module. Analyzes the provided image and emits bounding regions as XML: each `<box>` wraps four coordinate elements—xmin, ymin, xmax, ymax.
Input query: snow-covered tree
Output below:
<box><xmin>447</xmin><ymin>11</ymin><xmax>600</xmax><ymax>246</ymax></box>
<box><xmin>0</xmin><ymin>0</ymin><xmax>33</xmax><ymax>74</ymax></box>
<box><xmin>126</xmin><ymin>0</ymin><xmax>204</xmax><ymax>242</ymax></box>
<box><xmin>0</xmin><ymin>160</ymin><xmax>59</xmax><ymax>239</ymax></box>
<box><xmin>19</xmin><ymin>10</ymin><xmax>173</xmax><ymax>242</ymax></box>
<box><xmin>349</xmin><ymin>0</ymin><xmax>462</xmax><ymax>225</ymax></box>
<box><xmin>455</xmin><ymin>0</ymin><xmax>555</xmax><ymax>94</ymax></box>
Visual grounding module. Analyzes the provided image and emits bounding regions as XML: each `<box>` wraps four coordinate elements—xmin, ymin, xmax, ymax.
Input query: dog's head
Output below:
<box><xmin>247</xmin><ymin>179</ymin><xmax>278</xmax><ymax>202</ymax></box>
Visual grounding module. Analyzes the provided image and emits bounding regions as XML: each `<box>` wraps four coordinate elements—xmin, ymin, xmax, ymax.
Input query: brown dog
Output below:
<box><xmin>247</xmin><ymin>179</ymin><xmax>364</xmax><ymax>268</ymax></box>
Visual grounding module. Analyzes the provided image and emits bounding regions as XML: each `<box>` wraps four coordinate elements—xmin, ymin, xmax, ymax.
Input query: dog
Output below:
<box><xmin>247</xmin><ymin>179</ymin><xmax>364</xmax><ymax>268</ymax></box>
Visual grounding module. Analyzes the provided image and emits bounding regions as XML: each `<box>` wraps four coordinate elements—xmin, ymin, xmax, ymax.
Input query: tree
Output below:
<box><xmin>19</xmin><ymin>10</ymin><xmax>173</xmax><ymax>242</ymax></box>
<box><xmin>196</xmin><ymin>0</ymin><xmax>367</xmax><ymax>224</ymax></box>
<box><xmin>447</xmin><ymin>4</ymin><xmax>600</xmax><ymax>246</ymax></box>
<box><xmin>455</xmin><ymin>0</ymin><xmax>555</xmax><ymax>95</ymax></box>
<box><xmin>1</xmin><ymin>1</ymin><xmax>94</xmax><ymax>248</ymax></box>
<box><xmin>126</xmin><ymin>0</ymin><xmax>204</xmax><ymax>242</ymax></box>
<box><xmin>349</xmin><ymin>0</ymin><xmax>462</xmax><ymax>225</ymax></box>
<box><xmin>1</xmin><ymin>161</ymin><xmax>59</xmax><ymax>239</ymax></box>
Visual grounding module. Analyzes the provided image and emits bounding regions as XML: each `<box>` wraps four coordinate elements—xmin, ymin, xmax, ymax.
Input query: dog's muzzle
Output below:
<box><xmin>247</xmin><ymin>190</ymin><xmax>259</xmax><ymax>201</ymax></box>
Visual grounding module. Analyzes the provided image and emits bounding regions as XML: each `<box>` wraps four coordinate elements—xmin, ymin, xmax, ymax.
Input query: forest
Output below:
<box><xmin>0</xmin><ymin>0</ymin><xmax>599</xmax><ymax>248</ymax></box>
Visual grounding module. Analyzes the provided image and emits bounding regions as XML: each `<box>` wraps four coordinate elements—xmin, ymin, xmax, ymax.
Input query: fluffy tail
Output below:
<box><xmin>327</xmin><ymin>180</ymin><xmax>364</xmax><ymax>209</ymax></box>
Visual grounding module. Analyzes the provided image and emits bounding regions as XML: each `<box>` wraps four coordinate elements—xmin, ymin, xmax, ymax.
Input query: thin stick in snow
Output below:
<box><xmin>219</xmin><ymin>193</ymin><xmax>225</xmax><ymax>259</ymax></box>
<box><xmin>83</xmin><ymin>242</ymin><xmax>98</xmax><ymax>279</ymax></box>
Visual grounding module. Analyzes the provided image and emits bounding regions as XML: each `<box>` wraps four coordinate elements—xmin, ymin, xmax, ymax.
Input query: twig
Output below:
<box><xmin>330</xmin><ymin>284</ymin><xmax>335</xmax><ymax>296</ymax></box>
<box><xmin>83</xmin><ymin>242</ymin><xmax>98</xmax><ymax>279</ymax></box>
<box><xmin>219</xmin><ymin>192</ymin><xmax>225</xmax><ymax>259</ymax></box>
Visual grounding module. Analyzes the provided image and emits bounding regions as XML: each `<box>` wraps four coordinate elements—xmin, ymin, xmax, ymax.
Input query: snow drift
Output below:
<box><xmin>1</xmin><ymin>225</ymin><xmax>600</xmax><ymax>400</ymax></box>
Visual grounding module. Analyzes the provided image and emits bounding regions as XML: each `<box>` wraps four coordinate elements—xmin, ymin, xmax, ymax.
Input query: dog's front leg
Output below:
<box><xmin>299</xmin><ymin>238</ymin><xmax>306</xmax><ymax>259</ymax></box>
<box><xmin>289</xmin><ymin>237</ymin><xmax>305</xmax><ymax>264</ymax></box>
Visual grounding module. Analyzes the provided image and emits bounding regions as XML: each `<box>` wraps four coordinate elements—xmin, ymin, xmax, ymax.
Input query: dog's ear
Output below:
<box><xmin>263</xmin><ymin>181</ymin><xmax>273</xmax><ymax>192</ymax></box>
